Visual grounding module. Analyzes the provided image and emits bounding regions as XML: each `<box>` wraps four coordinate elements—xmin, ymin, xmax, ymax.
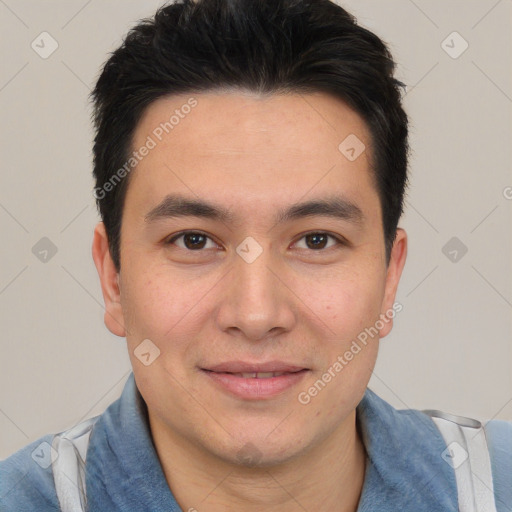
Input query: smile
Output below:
<box><xmin>201</xmin><ymin>368</ymin><xmax>309</xmax><ymax>399</ymax></box>
<box><xmin>215</xmin><ymin>371</ymin><xmax>290</xmax><ymax>378</ymax></box>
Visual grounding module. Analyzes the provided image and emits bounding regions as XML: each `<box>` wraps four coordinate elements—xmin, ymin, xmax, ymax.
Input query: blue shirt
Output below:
<box><xmin>1</xmin><ymin>373</ymin><xmax>511</xmax><ymax>511</ymax></box>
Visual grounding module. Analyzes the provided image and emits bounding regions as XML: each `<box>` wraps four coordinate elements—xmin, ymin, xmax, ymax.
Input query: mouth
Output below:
<box><xmin>200</xmin><ymin>362</ymin><xmax>310</xmax><ymax>399</ymax></box>
<box><xmin>203</xmin><ymin>370</ymin><xmax>304</xmax><ymax>379</ymax></box>
<box><xmin>202</xmin><ymin>361</ymin><xmax>308</xmax><ymax>374</ymax></box>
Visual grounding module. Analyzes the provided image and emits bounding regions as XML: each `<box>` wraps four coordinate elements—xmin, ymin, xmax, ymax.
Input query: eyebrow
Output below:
<box><xmin>144</xmin><ymin>194</ymin><xmax>365</xmax><ymax>227</ymax></box>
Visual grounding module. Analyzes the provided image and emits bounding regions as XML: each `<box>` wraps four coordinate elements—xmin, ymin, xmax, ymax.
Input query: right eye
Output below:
<box><xmin>165</xmin><ymin>231</ymin><xmax>219</xmax><ymax>251</ymax></box>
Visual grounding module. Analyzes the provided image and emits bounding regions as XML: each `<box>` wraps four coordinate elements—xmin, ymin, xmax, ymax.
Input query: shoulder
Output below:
<box><xmin>484</xmin><ymin>418</ymin><xmax>512</xmax><ymax>458</ymax></box>
<box><xmin>420</xmin><ymin>409</ymin><xmax>512</xmax><ymax>512</ymax></box>
<box><xmin>484</xmin><ymin>419</ymin><xmax>512</xmax><ymax>510</ymax></box>
<box><xmin>0</xmin><ymin>434</ymin><xmax>61</xmax><ymax>511</ymax></box>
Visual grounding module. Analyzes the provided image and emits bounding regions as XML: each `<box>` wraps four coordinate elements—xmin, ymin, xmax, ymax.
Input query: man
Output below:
<box><xmin>1</xmin><ymin>0</ymin><xmax>511</xmax><ymax>510</ymax></box>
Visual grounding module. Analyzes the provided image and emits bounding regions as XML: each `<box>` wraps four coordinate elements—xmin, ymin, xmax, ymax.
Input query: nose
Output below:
<box><xmin>215</xmin><ymin>244</ymin><xmax>297</xmax><ymax>342</ymax></box>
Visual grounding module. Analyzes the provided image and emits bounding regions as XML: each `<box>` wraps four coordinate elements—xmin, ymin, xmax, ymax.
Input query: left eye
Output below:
<box><xmin>294</xmin><ymin>232</ymin><xmax>343</xmax><ymax>250</ymax></box>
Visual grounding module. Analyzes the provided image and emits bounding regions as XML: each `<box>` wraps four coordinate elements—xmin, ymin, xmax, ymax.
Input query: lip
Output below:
<box><xmin>201</xmin><ymin>361</ymin><xmax>309</xmax><ymax>400</ymax></box>
<box><xmin>203</xmin><ymin>360</ymin><xmax>307</xmax><ymax>373</ymax></box>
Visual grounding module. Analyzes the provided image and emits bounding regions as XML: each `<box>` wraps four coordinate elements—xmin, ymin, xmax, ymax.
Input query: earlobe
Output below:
<box><xmin>379</xmin><ymin>228</ymin><xmax>407</xmax><ymax>339</ymax></box>
<box><xmin>91</xmin><ymin>222</ymin><xmax>126</xmax><ymax>337</ymax></box>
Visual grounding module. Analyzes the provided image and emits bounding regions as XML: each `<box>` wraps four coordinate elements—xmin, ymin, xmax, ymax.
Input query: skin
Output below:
<box><xmin>92</xmin><ymin>90</ymin><xmax>407</xmax><ymax>511</ymax></box>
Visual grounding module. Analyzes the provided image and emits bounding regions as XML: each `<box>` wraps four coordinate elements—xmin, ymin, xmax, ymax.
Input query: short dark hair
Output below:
<box><xmin>91</xmin><ymin>0</ymin><xmax>409</xmax><ymax>271</ymax></box>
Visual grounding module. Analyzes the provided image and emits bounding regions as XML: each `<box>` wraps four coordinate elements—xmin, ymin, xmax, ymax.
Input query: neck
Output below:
<box><xmin>149</xmin><ymin>409</ymin><xmax>367</xmax><ymax>512</ymax></box>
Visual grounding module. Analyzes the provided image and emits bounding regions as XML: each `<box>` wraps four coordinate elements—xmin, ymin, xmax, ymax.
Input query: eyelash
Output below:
<box><xmin>165</xmin><ymin>230</ymin><xmax>347</xmax><ymax>252</ymax></box>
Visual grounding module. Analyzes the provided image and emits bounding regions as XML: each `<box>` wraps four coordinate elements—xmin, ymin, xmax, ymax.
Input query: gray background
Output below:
<box><xmin>1</xmin><ymin>0</ymin><xmax>511</xmax><ymax>459</ymax></box>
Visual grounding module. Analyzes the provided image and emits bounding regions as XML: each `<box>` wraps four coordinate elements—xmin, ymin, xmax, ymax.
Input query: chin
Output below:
<box><xmin>211</xmin><ymin>433</ymin><xmax>308</xmax><ymax>469</ymax></box>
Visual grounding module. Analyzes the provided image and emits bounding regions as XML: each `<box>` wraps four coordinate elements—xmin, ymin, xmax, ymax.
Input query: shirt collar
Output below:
<box><xmin>85</xmin><ymin>373</ymin><xmax>458</xmax><ymax>511</ymax></box>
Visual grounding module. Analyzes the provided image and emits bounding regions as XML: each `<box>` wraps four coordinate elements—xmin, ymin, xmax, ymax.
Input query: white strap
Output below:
<box><xmin>424</xmin><ymin>410</ymin><xmax>498</xmax><ymax>512</ymax></box>
<box><xmin>51</xmin><ymin>416</ymin><xmax>97</xmax><ymax>512</ymax></box>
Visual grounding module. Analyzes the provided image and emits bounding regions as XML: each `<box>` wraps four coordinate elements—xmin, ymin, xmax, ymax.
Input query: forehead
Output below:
<box><xmin>126</xmin><ymin>91</ymin><xmax>378</xmax><ymax>219</ymax></box>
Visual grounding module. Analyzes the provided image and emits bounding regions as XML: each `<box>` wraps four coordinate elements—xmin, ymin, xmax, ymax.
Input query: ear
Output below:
<box><xmin>92</xmin><ymin>222</ymin><xmax>126</xmax><ymax>337</ymax></box>
<box><xmin>379</xmin><ymin>228</ymin><xmax>407</xmax><ymax>338</ymax></box>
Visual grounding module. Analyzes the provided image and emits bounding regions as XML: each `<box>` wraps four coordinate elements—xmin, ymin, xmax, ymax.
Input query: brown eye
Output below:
<box><xmin>166</xmin><ymin>231</ymin><xmax>217</xmax><ymax>250</ymax></box>
<box><xmin>295</xmin><ymin>232</ymin><xmax>343</xmax><ymax>251</ymax></box>
<box><xmin>305</xmin><ymin>233</ymin><xmax>328</xmax><ymax>249</ymax></box>
<box><xmin>183</xmin><ymin>233</ymin><xmax>207</xmax><ymax>249</ymax></box>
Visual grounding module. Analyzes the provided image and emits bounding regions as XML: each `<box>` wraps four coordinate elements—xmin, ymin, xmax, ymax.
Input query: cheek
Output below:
<box><xmin>121</xmin><ymin>263</ymin><xmax>218</xmax><ymax>352</ymax></box>
<box><xmin>304</xmin><ymin>270</ymin><xmax>384</xmax><ymax>336</ymax></box>
<box><xmin>120</xmin><ymin>267</ymin><xmax>174</xmax><ymax>336</ymax></box>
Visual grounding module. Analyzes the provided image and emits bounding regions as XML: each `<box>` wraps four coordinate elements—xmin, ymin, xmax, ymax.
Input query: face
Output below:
<box><xmin>93</xmin><ymin>90</ymin><xmax>407</xmax><ymax>467</ymax></box>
